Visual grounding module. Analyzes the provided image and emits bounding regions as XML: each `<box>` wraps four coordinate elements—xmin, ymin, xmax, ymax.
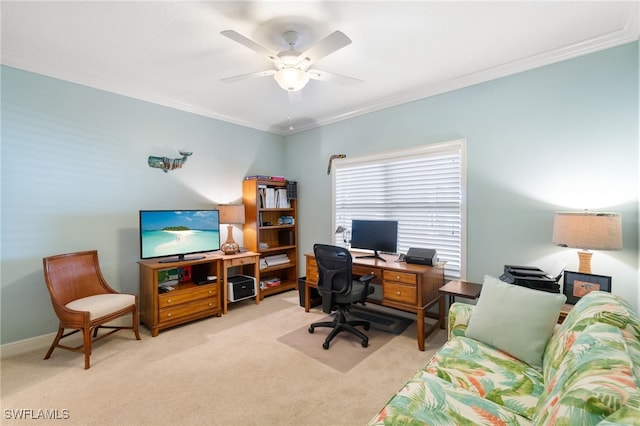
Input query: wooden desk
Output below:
<box><xmin>304</xmin><ymin>252</ymin><xmax>445</xmax><ymax>351</ymax></box>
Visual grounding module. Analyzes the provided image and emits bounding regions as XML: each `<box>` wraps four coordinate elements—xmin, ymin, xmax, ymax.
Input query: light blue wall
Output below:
<box><xmin>2</xmin><ymin>41</ymin><xmax>638</xmax><ymax>346</ymax></box>
<box><xmin>1</xmin><ymin>66</ymin><xmax>285</xmax><ymax>344</ymax></box>
<box><xmin>285</xmin><ymin>42</ymin><xmax>639</xmax><ymax>309</ymax></box>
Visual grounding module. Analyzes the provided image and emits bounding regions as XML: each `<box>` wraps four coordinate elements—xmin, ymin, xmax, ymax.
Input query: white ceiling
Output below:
<box><xmin>2</xmin><ymin>1</ymin><xmax>638</xmax><ymax>135</ymax></box>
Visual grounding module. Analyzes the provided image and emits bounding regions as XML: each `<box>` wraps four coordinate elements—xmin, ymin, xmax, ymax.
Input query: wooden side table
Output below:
<box><xmin>438</xmin><ymin>280</ymin><xmax>482</xmax><ymax>326</ymax></box>
<box><xmin>439</xmin><ymin>280</ymin><xmax>482</xmax><ymax>306</ymax></box>
<box><xmin>558</xmin><ymin>303</ymin><xmax>573</xmax><ymax>324</ymax></box>
<box><xmin>219</xmin><ymin>251</ymin><xmax>260</xmax><ymax>314</ymax></box>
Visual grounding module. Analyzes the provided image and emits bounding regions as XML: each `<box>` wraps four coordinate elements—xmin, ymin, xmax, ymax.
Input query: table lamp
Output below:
<box><xmin>552</xmin><ymin>211</ymin><xmax>622</xmax><ymax>274</ymax></box>
<box><xmin>335</xmin><ymin>226</ymin><xmax>349</xmax><ymax>245</ymax></box>
<box><xmin>219</xmin><ymin>204</ymin><xmax>245</xmax><ymax>255</ymax></box>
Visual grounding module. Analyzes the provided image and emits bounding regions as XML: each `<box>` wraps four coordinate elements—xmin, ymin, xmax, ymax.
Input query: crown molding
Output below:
<box><xmin>287</xmin><ymin>3</ymin><xmax>640</xmax><ymax>135</ymax></box>
<box><xmin>3</xmin><ymin>2</ymin><xmax>638</xmax><ymax>138</ymax></box>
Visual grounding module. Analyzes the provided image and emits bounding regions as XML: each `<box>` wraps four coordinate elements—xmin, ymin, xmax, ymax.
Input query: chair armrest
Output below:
<box><xmin>358</xmin><ymin>273</ymin><xmax>376</xmax><ymax>304</ymax></box>
<box><xmin>359</xmin><ymin>273</ymin><xmax>376</xmax><ymax>283</ymax></box>
<box><xmin>448</xmin><ymin>302</ymin><xmax>475</xmax><ymax>340</ymax></box>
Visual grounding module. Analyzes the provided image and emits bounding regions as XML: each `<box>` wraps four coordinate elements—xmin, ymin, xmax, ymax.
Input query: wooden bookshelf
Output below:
<box><xmin>242</xmin><ymin>178</ymin><xmax>298</xmax><ymax>298</ymax></box>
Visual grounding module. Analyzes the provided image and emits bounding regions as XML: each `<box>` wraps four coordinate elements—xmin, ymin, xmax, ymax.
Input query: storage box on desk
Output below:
<box><xmin>298</xmin><ymin>277</ymin><xmax>322</xmax><ymax>308</ymax></box>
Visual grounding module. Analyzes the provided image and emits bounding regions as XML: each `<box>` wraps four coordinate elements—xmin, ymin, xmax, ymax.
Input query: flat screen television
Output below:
<box><xmin>350</xmin><ymin>219</ymin><xmax>398</xmax><ymax>262</ymax></box>
<box><xmin>139</xmin><ymin>210</ymin><xmax>220</xmax><ymax>263</ymax></box>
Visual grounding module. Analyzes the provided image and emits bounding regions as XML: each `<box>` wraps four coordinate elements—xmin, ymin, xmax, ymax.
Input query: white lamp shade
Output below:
<box><xmin>552</xmin><ymin>211</ymin><xmax>622</xmax><ymax>250</ymax></box>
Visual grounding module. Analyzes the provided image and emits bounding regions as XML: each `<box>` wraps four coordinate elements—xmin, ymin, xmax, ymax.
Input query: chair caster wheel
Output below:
<box><xmin>364</xmin><ymin>324</ymin><xmax>370</xmax><ymax>331</ymax></box>
<box><xmin>308</xmin><ymin>326</ymin><xmax>315</xmax><ymax>334</ymax></box>
<box><xmin>323</xmin><ymin>342</ymin><xmax>330</xmax><ymax>350</ymax></box>
<box><xmin>361</xmin><ymin>340</ymin><xmax>369</xmax><ymax>348</ymax></box>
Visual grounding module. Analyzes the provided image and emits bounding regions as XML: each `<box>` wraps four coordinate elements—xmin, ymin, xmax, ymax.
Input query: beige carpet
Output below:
<box><xmin>1</xmin><ymin>292</ymin><xmax>447</xmax><ymax>426</ymax></box>
<box><xmin>277</xmin><ymin>317</ymin><xmax>395</xmax><ymax>373</ymax></box>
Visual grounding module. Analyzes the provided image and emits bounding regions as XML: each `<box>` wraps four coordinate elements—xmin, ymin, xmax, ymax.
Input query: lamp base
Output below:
<box><xmin>577</xmin><ymin>250</ymin><xmax>593</xmax><ymax>274</ymax></box>
<box><xmin>221</xmin><ymin>225</ymin><xmax>240</xmax><ymax>255</ymax></box>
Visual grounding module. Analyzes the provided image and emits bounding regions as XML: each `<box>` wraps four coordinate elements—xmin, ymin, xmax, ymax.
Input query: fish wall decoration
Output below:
<box><xmin>148</xmin><ymin>151</ymin><xmax>192</xmax><ymax>173</ymax></box>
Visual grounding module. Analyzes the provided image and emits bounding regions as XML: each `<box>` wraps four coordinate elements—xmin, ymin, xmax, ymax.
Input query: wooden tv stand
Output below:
<box><xmin>138</xmin><ymin>251</ymin><xmax>259</xmax><ymax>336</ymax></box>
<box><xmin>304</xmin><ymin>251</ymin><xmax>445</xmax><ymax>351</ymax></box>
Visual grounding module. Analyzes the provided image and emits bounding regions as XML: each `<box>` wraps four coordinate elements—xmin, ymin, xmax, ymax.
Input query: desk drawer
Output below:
<box><xmin>159</xmin><ymin>285</ymin><xmax>218</xmax><ymax>308</ymax></box>
<box><xmin>227</xmin><ymin>256</ymin><xmax>257</xmax><ymax>267</ymax></box>
<box><xmin>352</xmin><ymin>265</ymin><xmax>383</xmax><ymax>284</ymax></box>
<box><xmin>383</xmin><ymin>270</ymin><xmax>417</xmax><ymax>285</ymax></box>
<box><xmin>159</xmin><ymin>297</ymin><xmax>218</xmax><ymax>322</ymax></box>
<box><xmin>384</xmin><ymin>282</ymin><xmax>417</xmax><ymax>305</ymax></box>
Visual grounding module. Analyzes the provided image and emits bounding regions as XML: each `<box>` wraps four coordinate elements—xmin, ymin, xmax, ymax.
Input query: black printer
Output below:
<box><xmin>405</xmin><ymin>248</ymin><xmax>438</xmax><ymax>266</ymax></box>
<box><xmin>499</xmin><ymin>265</ymin><xmax>561</xmax><ymax>293</ymax></box>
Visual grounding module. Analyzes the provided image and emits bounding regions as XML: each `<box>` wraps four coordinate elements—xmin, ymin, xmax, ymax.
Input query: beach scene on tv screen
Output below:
<box><xmin>141</xmin><ymin>210</ymin><xmax>220</xmax><ymax>258</ymax></box>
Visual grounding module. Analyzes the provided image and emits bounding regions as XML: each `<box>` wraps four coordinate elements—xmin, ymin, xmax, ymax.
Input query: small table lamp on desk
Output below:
<box><xmin>219</xmin><ymin>204</ymin><xmax>245</xmax><ymax>255</ymax></box>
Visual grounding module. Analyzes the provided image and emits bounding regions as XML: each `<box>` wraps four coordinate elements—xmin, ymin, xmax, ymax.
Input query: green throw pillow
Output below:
<box><xmin>466</xmin><ymin>275</ymin><xmax>566</xmax><ymax>368</ymax></box>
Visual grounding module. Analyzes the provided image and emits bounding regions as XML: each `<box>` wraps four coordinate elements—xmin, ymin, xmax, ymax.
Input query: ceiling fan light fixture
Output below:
<box><xmin>274</xmin><ymin>67</ymin><xmax>309</xmax><ymax>92</ymax></box>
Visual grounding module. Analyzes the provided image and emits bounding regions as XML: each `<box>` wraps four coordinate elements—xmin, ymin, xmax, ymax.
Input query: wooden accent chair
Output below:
<box><xmin>43</xmin><ymin>250</ymin><xmax>141</xmax><ymax>369</ymax></box>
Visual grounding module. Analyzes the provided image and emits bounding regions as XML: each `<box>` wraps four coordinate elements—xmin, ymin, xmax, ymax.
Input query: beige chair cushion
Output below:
<box><xmin>66</xmin><ymin>294</ymin><xmax>135</xmax><ymax>320</ymax></box>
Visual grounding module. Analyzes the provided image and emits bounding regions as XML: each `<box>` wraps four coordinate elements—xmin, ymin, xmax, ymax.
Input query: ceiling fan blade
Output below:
<box><xmin>308</xmin><ymin>69</ymin><xmax>363</xmax><ymax>87</ymax></box>
<box><xmin>221</xmin><ymin>70</ymin><xmax>275</xmax><ymax>84</ymax></box>
<box><xmin>220</xmin><ymin>30</ymin><xmax>278</xmax><ymax>62</ymax></box>
<box><xmin>300</xmin><ymin>31</ymin><xmax>352</xmax><ymax>65</ymax></box>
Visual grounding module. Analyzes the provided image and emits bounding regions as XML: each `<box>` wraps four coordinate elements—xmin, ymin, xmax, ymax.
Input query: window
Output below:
<box><xmin>333</xmin><ymin>139</ymin><xmax>466</xmax><ymax>279</ymax></box>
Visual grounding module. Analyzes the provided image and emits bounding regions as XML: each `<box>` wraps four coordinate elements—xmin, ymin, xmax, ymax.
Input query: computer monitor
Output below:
<box><xmin>350</xmin><ymin>219</ymin><xmax>398</xmax><ymax>262</ymax></box>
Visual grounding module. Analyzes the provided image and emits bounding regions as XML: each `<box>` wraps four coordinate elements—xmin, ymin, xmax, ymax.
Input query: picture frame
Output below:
<box><xmin>563</xmin><ymin>271</ymin><xmax>612</xmax><ymax>305</ymax></box>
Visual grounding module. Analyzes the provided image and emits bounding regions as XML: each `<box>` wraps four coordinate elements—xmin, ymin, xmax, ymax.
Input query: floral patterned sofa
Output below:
<box><xmin>368</xmin><ymin>287</ymin><xmax>640</xmax><ymax>425</ymax></box>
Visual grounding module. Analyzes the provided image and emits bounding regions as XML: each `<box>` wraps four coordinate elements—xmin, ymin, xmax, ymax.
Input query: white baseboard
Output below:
<box><xmin>1</xmin><ymin>333</ymin><xmax>56</xmax><ymax>358</ymax></box>
<box><xmin>1</xmin><ymin>317</ymin><xmax>136</xmax><ymax>358</ymax></box>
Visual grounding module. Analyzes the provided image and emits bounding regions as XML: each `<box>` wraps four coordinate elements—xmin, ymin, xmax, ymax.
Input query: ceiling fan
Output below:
<box><xmin>220</xmin><ymin>29</ymin><xmax>363</xmax><ymax>92</ymax></box>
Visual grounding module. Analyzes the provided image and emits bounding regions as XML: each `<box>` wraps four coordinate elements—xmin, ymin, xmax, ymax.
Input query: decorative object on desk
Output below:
<box><xmin>147</xmin><ymin>151</ymin><xmax>192</xmax><ymax>173</ymax></box>
<box><xmin>563</xmin><ymin>271</ymin><xmax>611</xmax><ymax>305</ymax></box>
<box><xmin>327</xmin><ymin>154</ymin><xmax>346</xmax><ymax>174</ymax></box>
<box><xmin>552</xmin><ymin>210</ymin><xmax>622</xmax><ymax>274</ymax></box>
<box><xmin>218</xmin><ymin>204</ymin><xmax>245</xmax><ymax>255</ymax></box>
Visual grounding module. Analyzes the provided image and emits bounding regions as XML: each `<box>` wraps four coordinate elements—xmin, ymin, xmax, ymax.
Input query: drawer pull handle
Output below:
<box><xmin>208</xmin><ymin>290</ymin><xmax>213</xmax><ymax>294</ymax></box>
<box><xmin>167</xmin><ymin>299</ymin><xmax>172</xmax><ymax>303</ymax></box>
<box><xmin>396</xmin><ymin>275</ymin><xmax>400</xmax><ymax>280</ymax></box>
<box><xmin>167</xmin><ymin>313</ymin><xmax>172</xmax><ymax>317</ymax></box>
<box><xmin>208</xmin><ymin>303</ymin><xmax>213</xmax><ymax>306</ymax></box>
<box><xmin>396</xmin><ymin>291</ymin><xmax>401</xmax><ymax>296</ymax></box>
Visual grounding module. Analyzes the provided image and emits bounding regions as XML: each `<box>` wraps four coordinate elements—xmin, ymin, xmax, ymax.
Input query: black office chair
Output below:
<box><xmin>308</xmin><ymin>244</ymin><xmax>376</xmax><ymax>349</ymax></box>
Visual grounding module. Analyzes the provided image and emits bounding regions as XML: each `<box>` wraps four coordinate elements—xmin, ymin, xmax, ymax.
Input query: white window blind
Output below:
<box><xmin>332</xmin><ymin>139</ymin><xmax>466</xmax><ymax>279</ymax></box>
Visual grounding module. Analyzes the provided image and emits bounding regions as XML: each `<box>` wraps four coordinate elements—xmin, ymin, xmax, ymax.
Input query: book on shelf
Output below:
<box><xmin>264</xmin><ymin>187</ymin><xmax>276</xmax><ymax>208</ymax></box>
<box><xmin>262</xmin><ymin>254</ymin><xmax>290</xmax><ymax>268</ymax></box>
<box><xmin>257</xmin><ymin>186</ymin><xmax>289</xmax><ymax>209</ymax></box>
<box><xmin>260</xmin><ymin>277</ymin><xmax>282</xmax><ymax>289</ymax></box>
<box><xmin>276</xmin><ymin>188</ymin><xmax>289</xmax><ymax>208</ymax></box>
